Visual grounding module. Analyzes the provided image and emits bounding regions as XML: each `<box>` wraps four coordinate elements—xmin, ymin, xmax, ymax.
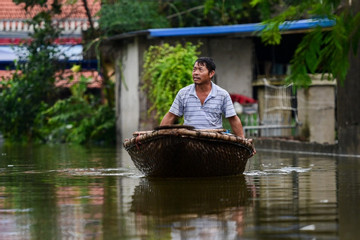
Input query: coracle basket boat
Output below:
<box><xmin>123</xmin><ymin>125</ymin><xmax>255</xmax><ymax>178</ymax></box>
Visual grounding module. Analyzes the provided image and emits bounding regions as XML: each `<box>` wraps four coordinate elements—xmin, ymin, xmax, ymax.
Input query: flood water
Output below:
<box><xmin>0</xmin><ymin>143</ymin><xmax>359</xmax><ymax>240</ymax></box>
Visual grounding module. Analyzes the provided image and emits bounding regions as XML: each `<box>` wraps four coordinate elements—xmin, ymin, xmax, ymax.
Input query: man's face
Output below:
<box><xmin>192</xmin><ymin>62</ymin><xmax>215</xmax><ymax>85</ymax></box>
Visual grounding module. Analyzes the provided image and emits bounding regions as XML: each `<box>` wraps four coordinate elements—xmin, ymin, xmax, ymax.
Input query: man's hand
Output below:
<box><xmin>248</xmin><ymin>138</ymin><xmax>256</xmax><ymax>157</ymax></box>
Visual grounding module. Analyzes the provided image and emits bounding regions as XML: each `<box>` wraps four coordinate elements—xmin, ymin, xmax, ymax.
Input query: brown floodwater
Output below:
<box><xmin>0</xmin><ymin>143</ymin><xmax>359</xmax><ymax>239</ymax></box>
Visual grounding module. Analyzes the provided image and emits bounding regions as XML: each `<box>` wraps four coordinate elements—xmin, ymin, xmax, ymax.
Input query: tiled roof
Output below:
<box><xmin>0</xmin><ymin>0</ymin><xmax>100</xmax><ymax>20</ymax></box>
<box><xmin>0</xmin><ymin>2</ymin><xmax>102</xmax><ymax>89</ymax></box>
<box><xmin>55</xmin><ymin>69</ymin><xmax>103</xmax><ymax>88</ymax></box>
<box><xmin>0</xmin><ymin>37</ymin><xmax>82</xmax><ymax>45</ymax></box>
<box><xmin>0</xmin><ymin>0</ymin><xmax>100</xmax><ymax>36</ymax></box>
<box><xmin>0</xmin><ymin>70</ymin><xmax>16</xmax><ymax>81</ymax></box>
<box><xmin>0</xmin><ymin>69</ymin><xmax>103</xmax><ymax>88</ymax></box>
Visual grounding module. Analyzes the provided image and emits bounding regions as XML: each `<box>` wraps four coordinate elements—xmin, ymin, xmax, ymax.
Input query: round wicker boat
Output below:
<box><xmin>123</xmin><ymin>125</ymin><xmax>255</xmax><ymax>177</ymax></box>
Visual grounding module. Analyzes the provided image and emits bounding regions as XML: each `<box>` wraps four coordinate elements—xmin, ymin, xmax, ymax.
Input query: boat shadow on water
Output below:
<box><xmin>130</xmin><ymin>175</ymin><xmax>255</xmax><ymax>218</ymax></box>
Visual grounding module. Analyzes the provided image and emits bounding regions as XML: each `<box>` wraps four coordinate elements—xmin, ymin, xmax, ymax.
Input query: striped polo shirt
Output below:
<box><xmin>169</xmin><ymin>82</ymin><xmax>236</xmax><ymax>129</ymax></box>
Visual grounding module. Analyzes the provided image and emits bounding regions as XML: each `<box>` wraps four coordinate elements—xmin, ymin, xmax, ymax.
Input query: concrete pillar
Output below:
<box><xmin>297</xmin><ymin>78</ymin><xmax>336</xmax><ymax>144</ymax></box>
<box><xmin>116</xmin><ymin>38</ymin><xmax>141</xmax><ymax>142</ymax></box>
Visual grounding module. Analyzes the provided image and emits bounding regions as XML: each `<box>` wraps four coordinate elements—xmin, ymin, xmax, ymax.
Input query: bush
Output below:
<box><xmin>142</xmin><ymin>42</ymin><xmax>201</xmax><ymax>123</ymax></box>
<box><xmin>36</xmin><ymin>74</ymin><xmax>116</xmax><ymax>145</ymax></box>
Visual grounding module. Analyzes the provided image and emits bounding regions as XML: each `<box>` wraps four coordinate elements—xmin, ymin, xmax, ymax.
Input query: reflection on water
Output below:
<box><xmin>0</xmin><ymin>144</ymin><xmax>359</xmax><ymax>239</ymax></box>
<box><xmin>132</xmin><ymin>176</ymin><xmax>252</xmax><ymax>215</ymax></box>
<box><xmin>131</xmin><ymin>176</ymin><xmax>254</xmax><ymax>239</ymax></box>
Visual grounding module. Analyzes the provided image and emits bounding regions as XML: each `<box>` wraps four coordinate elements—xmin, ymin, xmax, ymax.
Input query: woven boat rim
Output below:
<box><xmin>123</xmin><ymin>128</ymin><xmax>254</xmax><ymax>151</ymax></box>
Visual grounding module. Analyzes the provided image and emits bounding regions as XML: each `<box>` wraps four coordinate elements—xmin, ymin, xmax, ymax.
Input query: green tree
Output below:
<box><xmin>0</xmin><ymin>0</ymin><xmax>63</xmax><ymax>141</ymax></box>
<box><xmin>202</xmin><ymin>0</ymin><xmax>261</xmax><ymax>25</ymax></box>
<box><xmin>252</xmin><ymin>0</ymin><xmax>360</xmax><ymax>154</ymax></box>
<box><xmin>38</xmin><ymin>73</ymin><xmax>116</xmax><ymax>145</ymax></box>
<box><xmin>99</xmin><ymin>0</ymin><xmax>261</xmax><ymax>35</ymax></box>
<box><xmin>142</xmin><ymin>43</ymin><xmax>200</xmax><ymax>123</ymax></box>
<box><xmin>252</xmin><ymin>0</ymin><xmax>360</xmax><ymax>86</ymax></box>
<box><xmin>0</xmin><ymin>0</ymin><xmax>115</xmax><ymax>144</ymax></box>
<box><xmin>99</xmin><ymin>0</ymin><xmax>170</xmax><ymax>36</ymax></box>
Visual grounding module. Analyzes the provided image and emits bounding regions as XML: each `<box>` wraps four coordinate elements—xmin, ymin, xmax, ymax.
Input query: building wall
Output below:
<box><xmin>297</xmin><ymin>79</ymin><xmax>336</xmax><ymax>144</ymax></box>
<box><xmin>209</xmin><ymin>38</ymin><xmax>253</xmax><ymax>98</ymax></box>
<box><xmin>140</xmin><ymin>37</ymin><xmax>254</xmax><ymax>98</ymax></box>
<box><xmin>117</xmin><ymin>38</ymin><xmax>141</xmax><ymax>141</ymax></box>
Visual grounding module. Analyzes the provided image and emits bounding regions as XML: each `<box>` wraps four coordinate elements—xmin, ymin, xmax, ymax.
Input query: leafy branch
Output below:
<box><xmin>142</xmin><ymin>42</ymin><xmax>201</xmax><ymax>123</ymax></box>
<box><xmin>251</xmin><ymin>0</ymin><xmax>360</xmax><ymax>87</ymax></box>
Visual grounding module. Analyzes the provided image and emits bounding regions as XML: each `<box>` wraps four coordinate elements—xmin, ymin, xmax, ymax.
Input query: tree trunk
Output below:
<box><xmin>81</xmin><ymin>0</ymin><xmax>94</xmax><ymax>32</ymax></box>
<box><xmin>336</xmin><ymin>1</ymin><xmax>360</xmax><ymax>155</ymax></box>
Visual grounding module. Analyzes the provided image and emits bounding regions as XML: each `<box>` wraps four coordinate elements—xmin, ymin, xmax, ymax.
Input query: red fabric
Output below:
<box><xmin>230</xmin><ymin>94</ymin><xmax>257</xmax><ymax>104</ymax></box>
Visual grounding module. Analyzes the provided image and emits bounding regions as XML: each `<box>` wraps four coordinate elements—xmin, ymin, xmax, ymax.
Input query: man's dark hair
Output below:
<box><xmin>195</xmin><ymin>57</ymin><xmax>216</xmax><ymax>72</ymax></box>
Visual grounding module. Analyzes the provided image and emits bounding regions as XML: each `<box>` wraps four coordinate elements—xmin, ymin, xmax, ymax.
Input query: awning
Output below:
<box><xmin>148</xmin><ymin>19</ymin><xmax>334</xmax><ymax>37</ymax></box>
<box><xmin>109</xmin><ymin>18</ymin><xmax>335</xmax><ymax>40</ymax></box>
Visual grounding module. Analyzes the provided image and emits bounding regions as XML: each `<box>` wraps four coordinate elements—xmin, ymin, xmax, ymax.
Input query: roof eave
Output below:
<box><xmin>106</xmin><ymin>18</ymin><xmax>335</xmax><ymax>41</ymax></box>
<box><xmin>106</xmin><ymin>30</ymin><xmax>150</xmax><ymax>41</ymax></box>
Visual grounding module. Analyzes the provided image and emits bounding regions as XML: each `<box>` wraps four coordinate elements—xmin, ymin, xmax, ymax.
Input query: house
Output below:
<box><xmin>0</xmin><ymin>0</ymin><xmax>100</xmax><ymax>84</ymax></box>
<box><xmin>105</xmin><ymin>19</ymin><xmax>337</xmax><ymax>144</ymax></box>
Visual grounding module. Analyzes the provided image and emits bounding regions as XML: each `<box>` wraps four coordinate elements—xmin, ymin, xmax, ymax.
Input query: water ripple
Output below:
<box><xmin>245</xmin><ymin>166</ymin><xmax>311</xmax><ymax>176</ymax></box>
<box><xmin>54</xmin><ymin>168</ymin><xmax>144</xmax><ymax>178</ymax></box>
<box><xmin>0</xmin><ymin>208</ymin><xmax>32</xmax><ymax>213</ymax></box>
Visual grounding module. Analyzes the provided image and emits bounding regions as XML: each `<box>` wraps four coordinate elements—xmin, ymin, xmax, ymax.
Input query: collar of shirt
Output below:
<box><xmin>189</xmin><ymin>81</ymin><xmax>218</xmax><ymax>104</ymax></box>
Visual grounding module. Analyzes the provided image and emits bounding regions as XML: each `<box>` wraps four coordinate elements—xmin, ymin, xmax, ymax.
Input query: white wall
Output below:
<box><xmin>119</xmin><ymin>38</ymin><xmax>140</xmax><ymax>140</ymax></box>
<box><xmin>297</xmin><ymin>79</ymin><xmax>336</xmax><ymax>144</ymax></box>
<box><xmin>210</xmin><ymin>38</ymin><xmax>253</xmax><ymax>98</ymax></box>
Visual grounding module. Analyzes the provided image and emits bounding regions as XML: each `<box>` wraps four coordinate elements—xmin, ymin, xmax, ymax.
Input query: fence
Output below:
<box><xmin>0</xmin><ymin>19</ymin><xmax>98</xmax><ymax>35</ymax></box>
<box><xmin>243</xmin><ymin>78</ymin><xmax>300</xmax><ymax>137</ymax></box>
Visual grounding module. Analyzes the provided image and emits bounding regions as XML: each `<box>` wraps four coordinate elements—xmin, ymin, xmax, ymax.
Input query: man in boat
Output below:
<box><xmin>160</xmin><ymin>57</ymin><xmax>249</xmax><ymax>140</ymax></box>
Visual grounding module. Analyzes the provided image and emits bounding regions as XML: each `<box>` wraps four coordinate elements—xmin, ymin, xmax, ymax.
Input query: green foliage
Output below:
<box><xmin>0</xmin><ymin>1</ymin><xmax>62</xmax><ymax>142</ymax></box>
<box><xmin>250</xmin><ymin>0</ymin><xmax>281</xmax><ymax>20</ymax></box>
<box><xmin>37</xmin><ymin>75</ymin><xmax>116</xmax><ymax>145</ymax></box>
<box><xmin>99</xmin><ymin>0</ymin><xmax>261</xmax><ymax>34</ymax></box>
<box><xmin>142</xmin><ymin>43</ymin><xmax>200</xmax><ymax>123</ymax></box>
<box><xmin>285</xmin><ymin>27</ymin><xmax>323</xmax><ymax>86</ymax></box>
<box><xmin>251</xmin><ymin>0</ymin><xmax>360</xmax><ymax>87</ymax></box>
<box><xmin>0</xmin><ymin>74</ymin><xmax>43</xmax><ymax>141</ymax></box>
<box><xmin>0</xmin><ymin>1</ymin><xmax>116</xmax><ymax>145</ymax></box>
<box><xmin>38</xmin><ymin>97</ymin><xmax>115</xmax><ymax>145</ymax></box>
<box><xmin>202</xmin><ymin>0</ymin><xmax>260</xmax><ymax>25</ymax></box>
<box><xmin>259</xmin><ymin>21</ymin><xmax>282</xmax><ymax>45</ymax></box>
<box><xmin>13</xmin><ymin>0</ymin><xmax>62</xmax><ymax>13</ymax></box>
<box><xmin>99</xmin><ymin>0</ymin><xmax>169</xmax><ymax>36</ymax></box>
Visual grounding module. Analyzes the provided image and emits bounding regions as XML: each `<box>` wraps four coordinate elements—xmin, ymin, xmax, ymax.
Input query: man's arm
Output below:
<box><xmin>160</xmin><ymin>112</ymin><xmax>179</xmax><ymax>126</ymax></box>
<box><xmin>227</xmin><ymin>115</ymin><xmax>245</xmax><ymax>138</ymax></box>
<box><xmin>228</xmin><ymin>115</ymin><xmax>256</xmax><ymax>155</ymax></box>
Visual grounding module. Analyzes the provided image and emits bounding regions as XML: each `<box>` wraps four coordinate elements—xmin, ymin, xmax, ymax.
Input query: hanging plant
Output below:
<box><xmin>142</xmin><ymin>42</ymin><xmax>201</xmax><ymax>123</ymax></box>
